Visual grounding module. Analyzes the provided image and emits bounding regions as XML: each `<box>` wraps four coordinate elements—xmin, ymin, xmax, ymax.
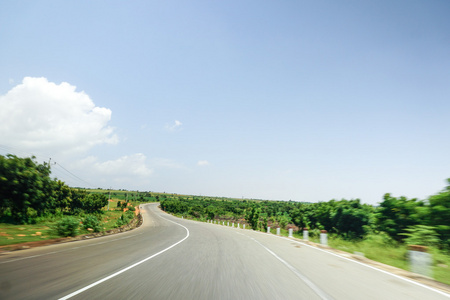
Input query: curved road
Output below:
<box><xmin>0</xmin><ymin>203</ymin><xmax>449</xmax><ymax>299</ymax></box>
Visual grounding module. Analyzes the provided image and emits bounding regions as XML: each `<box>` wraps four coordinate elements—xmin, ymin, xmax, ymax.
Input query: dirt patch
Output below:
<box><xmin>0</xmin><ymin>213</ymin><xmax>142</xmax><ymax>253</ymax></box>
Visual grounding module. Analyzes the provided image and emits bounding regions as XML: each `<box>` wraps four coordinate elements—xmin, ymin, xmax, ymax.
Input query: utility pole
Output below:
<box><xmin>107</xmin><ymin>187</ymin><xmax>111</xmax><ymax>211</ymax></box>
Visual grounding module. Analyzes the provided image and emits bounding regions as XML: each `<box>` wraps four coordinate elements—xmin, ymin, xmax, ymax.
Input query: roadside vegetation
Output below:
<box><xmin>159</xmin><ymin>182</ymin><xmax>450</xmax><ymax>285</ymax></box>
<box><xmin>1</xmin><ymin>154</ymin><xmax>449</xmax><ymax>284</ymax></box>
<box><xmin>0</xmin><ymin>154</ymin><xmax>156</xmax><ymax>246</ymax></box>
<box><xmin>159</xmin><ymin>188</ymin><xmax>450</xmax><ymax>249</ymax></box>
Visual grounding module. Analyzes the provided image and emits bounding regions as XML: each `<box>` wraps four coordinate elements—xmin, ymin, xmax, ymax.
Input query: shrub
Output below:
<box><xmin>55</xmin><ymin>216</ymin><xmax>79</xmax><ymax>237</ymax></box>
<box><xmin>83</xmin><ymin>215</ymin><xmax>101</xmax><ymax>232</ymax></box>
<box><xmin>83</xmin><ymin>194</ymin><xmax>108</xmax><ymax>213</ymax></box>
<box><xmin>114</xmin><ymin>211</ymin><xmax>134</xmax><ymax>228</ymax></box>
<box><xmin>116</xmin><ymin>201</ymin><xmax>125</xmax><ymax>210</ymax></box>
<box><xmin>401</xmin><ymin>225</ymin><xmax>440</xmax><ymax>246</ymax></box>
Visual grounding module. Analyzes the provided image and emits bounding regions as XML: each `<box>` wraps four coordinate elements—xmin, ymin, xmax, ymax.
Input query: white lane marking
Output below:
<box><xmin>237</xmin><ymin>232</ymin><xmax>333</xmax><ymax>300</ymax></box>
<box><xmin>168</xmin><ymin>215</ymin><xmax>450</xmax><ymax>297</ymax></box>
<box><xmin>275</xmin><ymin>236</ymin><xmax>450</xmax><ymax>298</ymax></box>
<box><xmin>0</xmin><ymin>233</ymin><xmax>143</xmax><ymax>265</ymax></box>
<box><xmin>58</xmin><ymin>215</ymin><xmax>190</xmax><ymax>300</ymax></box>
<box><xmin>235</xmin><ymin>228</ymin><xmax>450</xmax><ymax>298</ymax></box>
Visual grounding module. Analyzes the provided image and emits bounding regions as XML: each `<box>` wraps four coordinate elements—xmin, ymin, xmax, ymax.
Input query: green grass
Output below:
<box><xmin>0</xmin><ymin>223</ymin><xmax>60</xmax><ymax>246</ymax></box>
<box><xmin>430</xmin><ymin>247</ymin><xmax>450</xmax><ymax>285</ymax></box>
<box><xmin>0</xmin><ymin>198</ymin><xmax>140</xmax><ymax>247</ymax></box>
<box><xmin>327</xmin><ymin>234</ymin><xmax>409</xmax><ymax>270</ymax></box>
<box><xmin>264</xmin><ymin>229</ymin><xmax>450</xmax><ymax>285</ymax></box>
<box><xmin>325</xmin><ymin>233</ymin><xmax>450</xmax><ymax>285</ymax></box>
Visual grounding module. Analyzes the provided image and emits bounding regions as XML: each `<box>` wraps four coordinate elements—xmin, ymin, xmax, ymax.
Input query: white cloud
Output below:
<box><xmin>152</xmin><ymin>158</ymin><xmax>185</xmax><ymax>169</ymax></box>
<box><xmin>197</xmin><ymin>160</ymin><xmax>210</xmax><ymax>166</ymax></box>
<box><xmin>68</xmin><ymin>153</ymin><xmax>153</xmax><ymax>188</ymax></box>
<box><xmin>165</xmin><ymin>120</ymin><xmax>182</xmax><ymax>131</ymax></box>
<box><xmin>0</xmin><ymin>77</ymin><xmax>118</xmax><ymax>156</ymax></box>
<box><xmin>91</xmin><ymin>153</ymin><xmax>152</xmax><ymax>177</ymax></box>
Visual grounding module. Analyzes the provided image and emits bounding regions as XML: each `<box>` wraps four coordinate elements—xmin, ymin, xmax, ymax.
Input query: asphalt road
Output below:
<box><xmin>0</xmin><ymin>203</ymin><xmax>449</xmax><ymax>300</ymax></box>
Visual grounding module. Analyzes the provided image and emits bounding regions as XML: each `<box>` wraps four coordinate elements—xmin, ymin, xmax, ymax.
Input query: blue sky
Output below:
<box><xmin>1</xmin><ymin>1</ymin><xmax>449</xmax><ymax>204</ymax></box>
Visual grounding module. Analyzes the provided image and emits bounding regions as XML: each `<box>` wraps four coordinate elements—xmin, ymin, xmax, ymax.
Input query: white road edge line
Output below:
<box><xmin>58</xmin><ymin>214</ymin><xmax>190</xmax><ymax>300</ymax></box>
<box><xmin>248</xmin><ymin>235</ymin><xmax>334</xmax><ymax>300</ymax></box>
<box><xmin>232</xmin><ymin>227</ymin><xmax>450</xmax><ymax>298</ymax></box>
<box><xmin>275</xmin><ymin>235</ymin><xmax>450</xmax><ymax>298</ymax></box>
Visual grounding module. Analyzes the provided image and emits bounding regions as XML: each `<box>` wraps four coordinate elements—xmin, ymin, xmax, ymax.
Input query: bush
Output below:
<box><xmin>401</xmin><ymin>225</ymin><xmax>440</xmax><ymax>246</ymax></box>
<box><xmin>55</xmin><ymin>216</ymin><xmax>79</xmax><ymax>237</ymax></box>
<box><xmin>82</xmin><ymin>194</ymin><xmax>108</xmax><ymax>213</ymax></box>
<box><xmin>116</xmin><ymin>201</ymin><xmax>125</xmax><ymax>210</ymax></box>
<box><xmin>114</xmin><ymin>211</ymin><xmax>134</xmax><ymax>228</ymax></box>
<box><xmin>83</xmin><ymin>215</ymin><xmax>101</xmax><ymax>232</ymax></box>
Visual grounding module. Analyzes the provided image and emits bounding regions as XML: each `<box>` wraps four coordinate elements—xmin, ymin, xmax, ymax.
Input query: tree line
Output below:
<box><xmin>0</xmin><ymin>154</ymin><xmax>107</xmax><ymax>224</ymax></box>
<box><xmin>160</xmin><ymin>180</ymin><xmax>450</xmax><ymax>249</ymax></box>
<box><xmin>1</xmin><ymin>154</ymin><xmax>448</xmax><ymax>247</ymax></box>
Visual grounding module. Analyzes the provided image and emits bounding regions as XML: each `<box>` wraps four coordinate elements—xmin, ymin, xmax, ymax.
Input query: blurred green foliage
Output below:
<box><xmin>161</xmin><ymin>181</ymin><xmax>450</xmax><ymax>248</ymax></box>
<box><xmin>0</xmin><ymin>154</ymin><xmax>107</xmax><ymax>224</ymax></box>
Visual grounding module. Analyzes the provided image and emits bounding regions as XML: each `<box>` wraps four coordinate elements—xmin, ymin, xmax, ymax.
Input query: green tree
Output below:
<box><xmin>332</xmin><ymin>200</ymin><xmax>374</xmax><ymax>239</ymax></box>
<box><xmin>206</xmin><ymin>205</ymin><xmax>217</xmax><ymax>220</ymax></box>
<box><xmin>246</xmin><ymin>206</ymin><xmax>260</xmax><ymax>230</ymax></box>
<box><xmin>82</xmin><ymin>193</ymin><xmax>108</xmax><ymax>213</ymax></box>
<box><xmin>376</xmin><ymin>193</ymin><xmax>425</xmax><ymax>241</ymax></box>
<box><xmin>0</xmin><ymin>155</ymin><xmax>54</xmax><ymax>223</ymax></box>
<box><xmin>277</xmin><ymin>212</ymin><xmax>291</xmax><ymax>229</ymax></box>
<box><xmin>428</xmin><ymin>179</ymin><xmax>450</xmax><ymax>247</ymax></box>
<box><xmin>290</xmin><ymin>204</ymin><xmax>311</xmax><ymax>229</ymax></box>
<box><xmin>69</xmin><ymin>189</ymin><xmax>88</xmax><ymax>214</ymax></box>
<box><xmin>52</xmin><ymin>180</ymin><xmax>72</xmax><ymax>213</ymax></box>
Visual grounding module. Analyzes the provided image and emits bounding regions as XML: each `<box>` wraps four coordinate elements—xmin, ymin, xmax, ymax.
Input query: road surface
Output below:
<box><xmin>0</xmin><ymin>203</ymin><xmax>449</xmax><ymax>299</ymax></box>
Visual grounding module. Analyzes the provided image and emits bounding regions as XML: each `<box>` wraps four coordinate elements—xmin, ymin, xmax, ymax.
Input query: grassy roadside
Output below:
<box><xmin>324</xmin><ymin>234</ymin><xmax>450</xmax><ymax>285</ymax></box>
<box><xmin>0</xmin><ymin>198</ymin><xmax>141</xmax><ymax>247</ymax></box>
<box><xmin>271</xmin><ymin>229</ymin><xmax>450</xmax><ymax>285</ymax></box>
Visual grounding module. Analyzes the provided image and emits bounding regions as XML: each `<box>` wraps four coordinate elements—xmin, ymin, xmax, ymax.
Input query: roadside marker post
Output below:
<box><xmin>303</xmin><ymin>228</ymin><xmax>309</xmax><ymax>241</ymax></box>
<box><xmin>320</xmin><ymin>230</ymin><xmax>328</xmax><ymax>246</ymax></box>
<box><xmin>408</xmin><ymin>245</ymin><xmax>432</xmax><ymax>277</ymax></box>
